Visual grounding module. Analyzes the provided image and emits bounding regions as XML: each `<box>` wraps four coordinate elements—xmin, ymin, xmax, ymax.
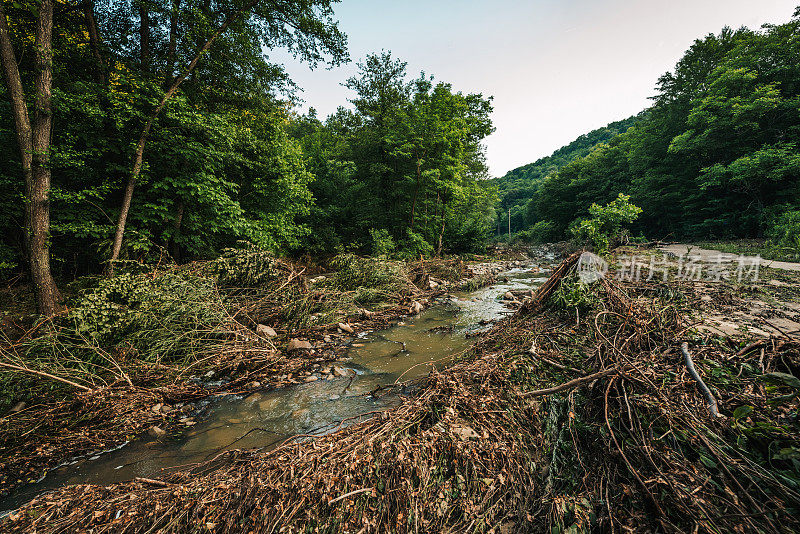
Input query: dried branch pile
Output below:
<box><xmin>5</xmin><ymin>254</ymin><xmax>800</xmax><ymax>533</ymax></box>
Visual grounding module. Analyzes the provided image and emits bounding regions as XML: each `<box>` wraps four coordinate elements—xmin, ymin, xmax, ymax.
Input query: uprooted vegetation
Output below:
<box><xmin>7</xmin><ymin>252</ymin><xmax>799</xmax><ymax>532</ymax></box>
<box><xmin>0</xmin><ymin>245</ymin><xmax>489</xmax><ymax>497</ymax></box>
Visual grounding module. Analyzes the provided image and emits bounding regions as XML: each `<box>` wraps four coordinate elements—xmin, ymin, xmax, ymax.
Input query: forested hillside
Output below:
<box><xmin>490</xmin><ymin>114</ymin><xmax>641</xmax><ymax>234</ymax></box>
<box><xmin>520</xmin><ymin>13</ymin><xmax>800</xmax><ymax>246</ymax></box>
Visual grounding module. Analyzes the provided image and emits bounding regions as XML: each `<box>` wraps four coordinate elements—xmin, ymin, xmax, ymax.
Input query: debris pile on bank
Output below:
<box><xmin>7</xmin><ymin>251</ymin><xmax>799</xmax><ymax>532</ymax></box>
<box><xmin>0</xmin><ymin>246</ymin><xmax>495</xmax><ymax>499</ymax></box>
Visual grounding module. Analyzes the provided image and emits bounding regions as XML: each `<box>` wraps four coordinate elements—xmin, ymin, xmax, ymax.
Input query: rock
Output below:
<box><xmin>287</xmin><ymin>338</ymin><xmax>313</xmax><ymax>351</ymax></box>
<box><xmin>333</xmin><ymin>366</ymin><xmax>352</xmax><ymax>378</ymax></box>
<box><xmin>504</xmin><ymin>291</ymin><xmax>515</xmax><ymax>301</ymax></box>
<box><xmin>428</xmin><ymin>280</ymin><xmax>439</xmax><ymax>290</ymax></box>
<box><xmin>256</xmin><ymin>324</ymin><xmax>277</xmax><ymax>338</ymax></box>
<box><xmin>450</xmin><ymin>424</ymin><xmax>479</xmax><ymax>441</ymax></box>
<box><xmin>248</xmin><ymin>381</ymin><xmax>261</xmax><ymax>388</ymax></box>
<box><xmin>303</xmin><ymin>375</ymin><xmax>319</xmax><ymax>382</ymax></box>
<box><xmin>323</xmin><ymin>335</ymin><xmax>332</xmax><ymax>343</ymax></box>
<box><xmin>151</xmin><ymin>403</ymin><xmax>163</xmax><ymax>413</ymax></box>
<box><xmin>203</xmin><ymin>370</ymin><xmax>215</xmax><ymax>379</ymax></box>
<box><xmin>409</xmin><ymin>301</ymin><xmax>423</xmax><ymax>314</ymax></box>
<box><xmin>148</xmin><ymin>425</ymin><xmax>167</xmax><ymax>438</ymax></box>
<box><xmin>338</xmin><ymin>322</ymin><xmax>354</xmax><ymax>334</ymax></box>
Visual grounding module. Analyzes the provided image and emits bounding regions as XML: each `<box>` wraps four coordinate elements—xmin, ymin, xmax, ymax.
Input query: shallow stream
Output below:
<box><xmin>1</xmin><ymin>262</ymin><xmax>550</xmax><ymax>514</ymax></box>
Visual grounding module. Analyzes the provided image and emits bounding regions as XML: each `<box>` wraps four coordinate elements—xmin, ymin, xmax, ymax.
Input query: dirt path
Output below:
<box><xmin>660</xmin><ymin>244</ymin><xmax>800</xmax><ymax>272</ymax></box>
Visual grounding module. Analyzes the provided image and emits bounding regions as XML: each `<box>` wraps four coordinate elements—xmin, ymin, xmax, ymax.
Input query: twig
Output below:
<box><xmin>681</xmin><ymin>342</ymin><xmax>722</xmax><ymax>419</ymax></box>
<box><xmin>328</xmin><ymin>487</ymin><xmax>373</xmax><ymax>506</ymax></box>
<box><xmin>0</xmin><ymin>361</ymin><xmax>91</xmax><ymax>391</ymax></box>
<box><xmin>135</xmin><ymin>477</ymin><xmax>172</xmax><ymax>487</ymax></box>
<box><xmin>520</xmin><ymin>368</ymin><xmax>615</xmax><ymax>397</ymax></box>
<box><xmin>734</xmin><ymin>340</ymin><xmax>766</xmax><ymax>358</ymax></box>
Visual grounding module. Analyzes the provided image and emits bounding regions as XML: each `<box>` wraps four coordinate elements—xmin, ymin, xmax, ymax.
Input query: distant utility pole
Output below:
<box><xmin>508</xmin><ymin>208</ymin><xmax>511</xmax><ymax>240</ymax></box>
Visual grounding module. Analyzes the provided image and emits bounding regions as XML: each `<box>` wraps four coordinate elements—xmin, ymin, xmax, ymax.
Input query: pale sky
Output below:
<box><xmin>271</xmin><ymin>0</ymin><xmax>799</xmax><ymax>177</ymax></box>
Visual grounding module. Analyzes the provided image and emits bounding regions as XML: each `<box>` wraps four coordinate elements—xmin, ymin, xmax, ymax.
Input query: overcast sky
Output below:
<box><xmin>271</xmin><ymin>0</ymin><xmax>798</xmax><ymax>177</ymax></box>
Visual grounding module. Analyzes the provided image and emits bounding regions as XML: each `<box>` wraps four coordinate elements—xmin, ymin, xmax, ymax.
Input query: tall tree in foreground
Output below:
<box><xmin>0</xmin><ymin>0</ymin><xmax>61</xmax><ymax>316</ymax></box>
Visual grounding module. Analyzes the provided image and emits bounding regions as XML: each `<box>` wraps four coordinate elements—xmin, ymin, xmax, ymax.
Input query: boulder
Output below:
<box><xmin>287</xmin><ymin>338</ymin><xmax>313</xmax><ymax>351</ymax></box>
<box><xmin>256</xmin><ymin>324</ymin><xmax>277</xmax><ymax>338</ymax></box>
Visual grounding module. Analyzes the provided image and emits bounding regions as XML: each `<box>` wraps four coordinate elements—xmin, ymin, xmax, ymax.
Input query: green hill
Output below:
<box><xmin>490</xmin><ymin>113</ymin><xmax>644</xmax><ymax>234</ymax></box>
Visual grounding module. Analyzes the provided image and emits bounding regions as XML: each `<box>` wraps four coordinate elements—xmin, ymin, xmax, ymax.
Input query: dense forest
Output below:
<box><xmin>0</xmin><ymin>0</ymin><xmax>495</xmax><ymax>316</ymax></box>
<box><xmin>2</xmin><ymin>1</ymin><xmax>800</xmax><ymax>317</ymax></box>
<box><xmin>512</xmin><ymin>12</ymin><xmax>800</xmax><ymax>246</ymax></box>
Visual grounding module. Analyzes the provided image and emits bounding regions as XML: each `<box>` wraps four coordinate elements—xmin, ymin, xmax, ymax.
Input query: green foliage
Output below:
<box><xmin>211</xmin><ymin>243</ymin><xmax>286</xmax><ymax>288</ymax></box>
<box><xmin>0</xmin><ymin>0</ymin><xmax>347</xmax><ymax>278</ymax></box>
<box><xmin>397</xmin><ymin>229</ymin><xmax>434</xmax><ymax>260</ymax></box>
<box><xmin>327</xmin><ymin>253</ymin><xmax>406</xmax><ymax>294</ymax></box>
<box><xmin>570</xmin><ymin>194</ymin><xmax>642</xmax><ymax>255</ymax></box>
<box><xmin>767</xmin><ymin>210</ymin><xmax>800</xmax><ymax>259</ymax></box>
<box><xmin>28</xmin><ymin>269</ymin><xmax>230</xmax><ymax>365</ymax></box>
<box><xmin>508</xmin><ymin>16</ymin><xmax>800</xmax><ymax>243</ymax></box>
<box><xmin>551</xmin><ymin>274</ymin><xmax>597</xmax><ymax>312</ymax></box>
<box><xmin>369</xmin><ymin>228</ymin><xmax>396</xmax><ymax>257</ymax></box>
<box><xmin>490</xmin><ymin>114</ymin><xmax>642</xmax><ymax>234</ymax></box>
<box><xmin>290</xmin><ymin>52</ymin><xmax>495</xmax><ymax>257</ymax></box>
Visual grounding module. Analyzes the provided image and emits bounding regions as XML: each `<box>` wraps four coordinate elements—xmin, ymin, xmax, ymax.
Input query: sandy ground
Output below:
<box><xmin>660</xmin><ymin>244</ymin><xmax>800</xmax><ymax>272</ymax></box>
<box><xmin>649</xmin><ymin>244</ymin><xmax>800</xmax><ymax>338</ymax></box>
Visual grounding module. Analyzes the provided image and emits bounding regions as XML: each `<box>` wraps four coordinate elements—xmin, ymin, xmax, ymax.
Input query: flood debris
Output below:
<box><xmin>6</xmin><ymin>249</ymin><xmax>798</xmax><ymax>532</ymax></box>
<box><xmin>0</xmin><ymin>246</ymin><xmax>513</xmax><ymax>500</ymax></box>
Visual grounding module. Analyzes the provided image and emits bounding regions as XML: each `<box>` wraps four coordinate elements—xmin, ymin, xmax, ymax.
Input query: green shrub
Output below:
<box><xmin>27</xmin><ymin>269</ymin><xmax>231</xmax><ymax>365</ymax></box>
<box><xmin>369</xmin><ymin>228</ymin><xmax>396</xmax><ymax>257</ymax></box>
<box><xmin>211</xmin><ymin>242</ymin><xmax>285</xmax><ymax>287</ymax></box>
<box><xmin>767</xmin><ymin>210</ymin><xmax>800</xmax><ymax>259</ymax></box>
<box><xmin>396</xmin><ymin>229</ymin><xmax>434</xmax><ymax>260</ymax></box>
<box><xmin>327</xmin><ymin>254</ymin><xmax>406</xmax><ymax>295</ymax></box>
<box><xmin>570</xmin><ymin>193</ymin><xmax>642</xmax><ymax>255</ymax></box>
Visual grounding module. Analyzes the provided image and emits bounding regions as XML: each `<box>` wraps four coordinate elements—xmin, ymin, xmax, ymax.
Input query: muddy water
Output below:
<box><xmin>1</xmin><ymin>264</ymin><xmax>547</xmax><ymax>513</ymax></box>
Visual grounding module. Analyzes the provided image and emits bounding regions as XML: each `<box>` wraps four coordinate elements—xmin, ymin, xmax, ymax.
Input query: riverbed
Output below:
<box><xmin>0</xmin><ymin>261</ymin><xmax>551</xmax><ymax>514</ymax></box>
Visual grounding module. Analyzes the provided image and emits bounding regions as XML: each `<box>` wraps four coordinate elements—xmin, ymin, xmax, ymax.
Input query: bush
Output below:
<box><xmin>570</xmin><ymin>193</ymin><xmax>642</xmax><ymax>255</ymax></box>
<box><xmin>27</xmin><ymin>269</ymin><xmax>232</xmax><ymax>366</ymax></box>
<box><xmin>327</xmin><ymin>254</ymin><xmax>406</xmax><ymax>295</ymax></box>
<box><xmin>396</xmin><ymin>229</ymin><xmax>434</xmax><ymax>260</ymax></box>
<box><xmin>767</xmin><ymin>210</ymin><xmax>800</xmax><ymax>259</ymax></box>
<box><xmin>369</xmin><ymin>228</ymin><xmax>396</xmax><ymax>257</ymax></box>
<box><xmin>211</xmin><ymin>242</ymin><xmax>285</xmax><ymax>287</ymax></box>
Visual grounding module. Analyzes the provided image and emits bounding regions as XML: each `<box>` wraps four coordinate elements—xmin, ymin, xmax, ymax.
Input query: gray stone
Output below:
<box><xmin>256</xmin><ymin>324</ymin><xmax>277</xmax><ymax>338</ymax></box>
<box><xmin>287</xmin><ymin>338</ymin><xmax>313</xmax><ymax>351</ymax></box>
<box><xmin>338</xmin><ymin>322</ymin><xmax>354</xmax><ymax>334</ymax></box>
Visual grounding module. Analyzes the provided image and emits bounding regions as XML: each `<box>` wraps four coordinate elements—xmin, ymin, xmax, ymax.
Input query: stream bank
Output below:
<box><xmin>5</xmin><ymin>249</ymin><xmax>798</xmax><ymax>533</ymax></box>
<box><xmin>0</xmin><ymin>251</ymin><xmax>552</xmax><ymax>514</ymax></box>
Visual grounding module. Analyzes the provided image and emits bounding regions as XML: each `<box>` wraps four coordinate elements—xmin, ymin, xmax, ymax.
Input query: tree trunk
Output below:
<box><xmin>108</xmin><ymin>0</ymin><xmax>261</xmax><ymax>272</ymax></box>
<box><xmin>139</xmin><ymin>0</ymin><xmax>150</xmax><ymax>72</ymax></box>
<box><xmin>0</xmin><ymin>0</ymin><xmax>62</xmax><ymax>316</ymax></box>
<box><xmin>437</xmin><ymin>205</ymin><xmax>446</xmax><ymax>257</ymax></box>
<box><xmin>171</xmin><ymin>199</ymin><xmax>185</xmax><ymax>263</ymax></box>
<box><xmin>410</xmin><ymin>156</ymin><xmax>421</xmax><ymax>230</ymax></box>
<box><xmin>83</xmin><ymin>0</ymin><xmax>104</xmax><ymax>78</ymax></box>
<box><xmin>436</xmin><ymin>193</ymin><xmax>446</xmax><ymax>257</ymax></box>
